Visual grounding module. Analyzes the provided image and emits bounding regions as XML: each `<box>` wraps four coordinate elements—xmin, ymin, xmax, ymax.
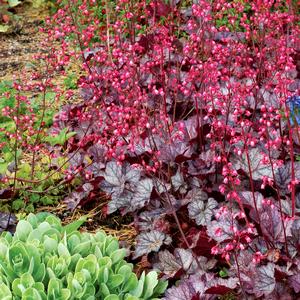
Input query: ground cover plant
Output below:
<box><xmin>0</xmin><ymin>0</ymin><xmax>300</xmax><ymax>299</ymax></box>
<box><xmin>0</xmin><ymin>212</ymin><xmax>167</xmax><ymax>299</ymax></box>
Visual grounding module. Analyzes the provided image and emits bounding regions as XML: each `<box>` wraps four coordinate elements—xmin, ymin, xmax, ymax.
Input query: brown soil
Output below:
<box><xmin>0</xmin><ymin>3</ymin><xmax>48</xmax><ymax>81</ymax></box>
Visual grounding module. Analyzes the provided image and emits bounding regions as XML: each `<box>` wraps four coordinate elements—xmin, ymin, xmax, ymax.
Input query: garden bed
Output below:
<box><xmin>0</xmin><ymin>0</ymin><xmax>300</xmax><ymax>299</ymax></box>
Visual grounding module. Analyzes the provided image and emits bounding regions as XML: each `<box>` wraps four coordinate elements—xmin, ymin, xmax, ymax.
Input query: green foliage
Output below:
<box><xmin>0</xmin><ymin>82</ymin><xmax>68</xmax><ymax>211</ymax></box>
<box><xmin>64</xmin><ymin>74</ymin><xmax>78</xmax><ymax>90</ymax></box>
<box><xmin>0</xmin><ymin>213</ymin><xmax>167</xmax><ymax>299</ymax></box>
<box><xmin>214</xmin><ymin>0</ymin><xmax>251</xmax><ymax>32</ymax></box>
<box><xmin>44</xmin><ymin>128</ymin><xmax>76</xmax><ymax>146</ymax></box>
<box><xmin>7</xmin><ymin>0</ymin><xmax>21</xmax><ymax>7</ymax></box>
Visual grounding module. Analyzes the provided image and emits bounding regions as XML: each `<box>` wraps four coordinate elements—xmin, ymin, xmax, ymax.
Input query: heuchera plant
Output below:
<box><xmin>3</xmin><ymin>0</ymin><xmax>300</xmax><ymax>298</ymax></box>
<box><xmin>0</xmin><ymin>212</ymin><xmax>167</xmax><ymax>299</ymax></box>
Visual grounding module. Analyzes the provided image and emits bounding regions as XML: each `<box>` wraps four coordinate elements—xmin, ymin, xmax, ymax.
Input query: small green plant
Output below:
<box><xmin>0</xmin><ymin>213</ymin><xmax>167</xmax><ymax>299</ymax></box>
<box><xmin>64</xmin><ymin>74</ymin><xmax>78</xmax><ymax>90</ymax></box>
<box><xmin>0</xmin><ymin>81</ymin><xmax>69</xmax><ymax>211</ymax></box>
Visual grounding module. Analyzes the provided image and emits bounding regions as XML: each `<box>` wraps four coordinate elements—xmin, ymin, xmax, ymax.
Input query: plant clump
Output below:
<box><xmin>0</xmin><ymin>0</ymin><xmax>300</xmax><ymax>298</ymax></box>
<box><xmin>0</xmin><ymin>212</ymin><xmax>167</xmax><ymax>299</ymax></box>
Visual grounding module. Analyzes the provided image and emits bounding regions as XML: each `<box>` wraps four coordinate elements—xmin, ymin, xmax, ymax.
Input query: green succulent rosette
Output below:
<box><xmin>0</xmin><ymin>213</ymin><xmax>167</xmax><ymax>300</ymax></box>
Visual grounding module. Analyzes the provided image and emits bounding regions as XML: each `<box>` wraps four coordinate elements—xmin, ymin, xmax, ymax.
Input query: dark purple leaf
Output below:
<box><xmin>275</xmin><ymin>163</ymin><xmax>292</xmax><ymax>191</ymax></box>
<box><xmin>205</xmin><ymin>277</ymin><xmax>238</xmax><ymax>295</ymax></box>
<box><xmin>275</xmin><ymin>162</ymin><xmax>300</xmax><ymax>192</ymax></box>
<box><xmin>183</xmin><ymin>115</ymin><xmax>200</xmax><ymax>140</ymax></box>
<box><xmin>153</xmin><ymin>178</ymin><xmax>171</xmax><ymax>194</ymax></box>
<box><xmin>0</xmin><ymin>188</ymin><xmax>14</xmax><ymax>199</ymax></box>
<box><xmin>130</xmin><ymin>178</ymin><xmax>153</xmax><ymax>210</ymax></box>
<box><xmin>253</xmin><ymin>263</ymin><xmax>276</xmax><ymax>297</ymax></box>
<box><xmin>104</xmin><ymin>161</ymin><xmax>123</xmax><ymax>186</ymax></box>
<box><xmin>124</xmin><ymin>164</ymin><xmax>141</xmax><ymax>184</ymax></box>
<box><xmin>157</xmin><ymin>250</ymin><xmax>188</xmax><ymax>277</ymax></box>
<box><xmin>108</xmin><ymin>190</ymin><xmax>133</xmax><ymax>214</ymax></box>
<box><xmin>64</xmin><ymin>183</ymin><xmax>93</xmax><ymax>211</ymax></box>
<box><xmin>87</xmin><ymin>162</ymin><xmax>105</xmax><ymax>176</ymax></box>
<box><xmin>0</xmin><ymin>212</ymin><xmax>16</xmax><ymax>234</ymax></box>
<box><xmin>207</xmin><ymin>213</ymin><xmax>237</xmax><ymax>243</ymax></box>
<box><xmin>239</xmin><ymin>191</ymin><xmax>263</xmax><ymax>210</ymax></box>
<box><xmin>289</xmin><ymin>273</ymin><xmax>300</xmax><ymax>293</ymax></box>
<box><xmin>159</xmin><ymin>141</ymin><xmax>193</xmax><ymax>162</ymax></box>
<box><xmin>158</xmin><ymin>248</ymin><xmax>215</xmax><ymax>278</ymax></box>
<box><xmin>163</xmin><ymin>275</ymin><xmax>205</xmax><ymax>300</ymax></box>
<box><xmin>265</xmin><ymin>283</ymin><xmax>293</xmax><ymax>300</ymax></box>
<box><xmin>133</xmin><ymin>230</ymin><xmax>172</xmax><ymax>259</ymax></box>
<box><xmin>188</xmin><ymin>154</ymin><xmax>216</xmax><ymax>175</ymax></box>
<box><xmin>188</xmin><ymin>197</ymin><xmax>218</xmax><ymax>226</ymax></box>
<box><xmin>87</xmin><ymin>144</ymin><xmax>106</xmax><ymax>162</ymax></box>
<box><xmin>291</xmin><ymin>218</ymin><xmax>300</xmax><ymax>246</ymax></box>
<box><xmin>259</xmin><ymin>87</ymin><xmax>280</xmax><ymax>109</ymax></box>
<box><xmin>261</xmin><ymin>206</ymin><xmax>284</xmax><ymax>242</ymax></box>
<box><xmin>185</xmin><ymin>188</ymin><xmax>208</xmax><ymax>204</ymax></box>
<box><xmin>171</xmin><ymin>169</ymin><xmax>186</xmax><ymax>192</ymax></box>
<box><xmin>73</xmin><ymin>120</ymin><xmax>93</xmax><ymax>140</ymax></box>
<box><xmin>236</xmin><ymin>252</ymin><xmax>256</xmax><ymax>293</ymax></box>
<box><xmin>69</xmin><ymin>152</ymin><xmax>84</xmax><ymax>168</ymax></box>
<box><xmin>137</xmin><ymin>209</ymin><xmax>166</xmax><ymax>231</ymax></box>
<box><xmin>232</xmin><ymin>148</ymin><xmax>275</xmax><ymax>180</ymax></box>
<box><xmin>186</xmin><ymin>229</ymin><xmax>218</xmax><ymax>257</ymax></box>
<box><xmin>101</xmin><ymin>162</ymin><xmax>145</xmax><ymax>212</ymax></box>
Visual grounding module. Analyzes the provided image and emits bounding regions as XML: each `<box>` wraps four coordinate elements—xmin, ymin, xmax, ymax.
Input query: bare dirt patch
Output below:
<box><xmin>0</xmin><ymin>4</ymin><xmax>48</xmax><ymax>80</ymax></box>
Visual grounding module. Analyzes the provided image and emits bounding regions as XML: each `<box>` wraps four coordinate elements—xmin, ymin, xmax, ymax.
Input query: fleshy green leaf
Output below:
<box><xmin>64</xmin><ymin>215</ymin><xmax>88</xmax><ymax>235</ymax></box>
<box><xmin>142</xmin><ymin>271</ymin><xmax>158</xmax><ymax>299</ymax></box>
<box><xmin>8</xmin><ymin>0</ymin><xmax>21</xmax><ymax>7</ymax></box>
<box><xmin>0</xmin><ymin>282</ymin><xmax>12</xmax><ymax>300</ymax></box>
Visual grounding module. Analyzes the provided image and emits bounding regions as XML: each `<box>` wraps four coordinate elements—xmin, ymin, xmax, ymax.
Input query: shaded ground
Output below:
<box><xmin>0</xmin><ymin>3</ymin><xmax>48</xmax><ymax>80</ymax></box>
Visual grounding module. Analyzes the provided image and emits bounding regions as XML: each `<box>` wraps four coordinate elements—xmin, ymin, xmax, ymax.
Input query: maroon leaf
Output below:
<box><xmin>205</xmin><ymin>277</ymin><xmax>238</xmax><ymax>295</ymax></box>
<box><xmin>133</xmin><ymin>230</ymin><xmax>172</xmax><ymax>259</ymax></box>
<box><xmin>207</xmin><ymin>213</ymin><xmax>237</xmax><ymax>243</ymax></box>
<box><xmin>0</xmin><ymin>188</ymin><xmax>14</xmax><ymax>199</ymax></box>
<box><xmin>239</xmin><ymin>191</ymin><xmax>263</xmax><ymax>210</ymax></box>
<box><xmin>186</xmin><ymin>228</ymin><xmax>216</xmax><ymax>257</ymax></box>
<box><xmin>289</xmin><ymin>273</ymin><xmax>300</xmax><ymax>293</ymax></box>
<box><xmin>260</xmin><ymin>206</ymin><xmax>284</xmax><ymax>243</ymax></box>
<box><xmin>253</xmin><ymin>263</ymin><xmax>276</xmax><ymax>297</ymax></box>
<box><xmin>0</xmin><ymin>212</ymin><xmax>16</xmax><ymax>234</ymax></box>
<box><xmin>64</xmin><ymin>183</ymin><xmax>93</xmax><ymax>211</ymax></box>
<box><xmin>188</xmin><ymin>197</ymin><xmax>218</xmax><ymax>226</ymax></box>
<box><xmin>163</xmin><ymin>275</ymin><xmax>205</xmax><ymax>300</ymax></box>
